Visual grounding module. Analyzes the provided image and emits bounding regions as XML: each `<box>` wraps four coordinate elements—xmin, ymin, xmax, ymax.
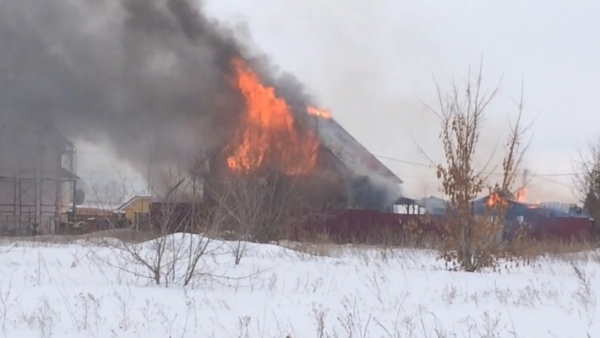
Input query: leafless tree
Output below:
<box><xmin>81</xmin><ymin>174</ymin><xmax>135</xmax><ymax>233</ymax></box>
<box><xmin>90</xmin><ymin>180</ymin><xmax>129</xmax><ymax>208</ymax></box>
<box><xmin>574</xmin><ymin>139</ymin><xmax>600</xmax><ymax>238</ymax></box>
<box><xmin>207</xmin><ymin>143</ymin><xmax>343</xmax><ymax>264</ymax></box>
<box><xmin>430</xmin><ymin>64</ymin><xmax>531</xmax><ymax>272</ymax></box>
<box><xmin>205</xmin><ymin>168</ymin><xmax>316</xmax><ymax>265</ymax></box>
<box><xmin>206</xmin><ymin>117</ymin><xmax>336</xmax><ymax>263</ymax></box>
<box><xmin>93</xmin><ymin>159</ymin><xmax>227</xmax><ymax>286</ymax></box>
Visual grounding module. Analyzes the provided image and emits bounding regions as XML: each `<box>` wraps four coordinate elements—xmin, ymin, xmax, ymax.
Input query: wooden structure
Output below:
<box><xmin>117</xmin><ymin>195</ymin><xmax>155</xmax><ymax>230</ymax></box>
<box><xmin>0</xmin><ymin>115</ymin><xmax>77</xmax><ymax>235</ymax></box>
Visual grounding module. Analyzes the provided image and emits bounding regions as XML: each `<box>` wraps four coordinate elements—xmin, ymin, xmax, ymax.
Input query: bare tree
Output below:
<box><xmin>207</xmin><ymin>116</ymin><xmax>335</xmax><ymax>264</ymax></box>
<box><xmin>206</xmin><ymin>145</ymin><xmax>342</xmax><ymax>264</ymax></box>
<box><xmin>574</xmin><ymin>139</ymin><xmax>600</xmax><ymax>239</ymax></box>
<box><xmin>78</xmin><ymin>174</ymin><xmax>134</xmax><ymax>234</ymax></box>
<box><xmin>94</xmin><ymin>161</ymin><xmax>227</xmax><ymax>286</ymax></box>
<box><xmin>205</xmin><ymin>168</ymin><xmax>318</xmax><ymax>265</ymax></box>
<box><xmin>90</xmin><ymin>180</ymin><xmax>129</xmax><ymax>208</ymax></box>
<box><xmin>430</xmin><ymin>65</ymin><xmax>531</xmax><ymax>272</ymax></box>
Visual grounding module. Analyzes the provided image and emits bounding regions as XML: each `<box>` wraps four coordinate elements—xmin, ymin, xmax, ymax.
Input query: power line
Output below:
<box><xmin>374</xmin><ymin>155</ymin><xmax>433</xmax><ymax>168</ymax></box>
<box><xmin>536</xmin><ymin>176</ymin><xmax>577</xmax><ymax>188</ymax></box>
<box><xmin>374</xmin><ymin>153</ymin><xmax>583</xmax><ymax>178</ymax></box>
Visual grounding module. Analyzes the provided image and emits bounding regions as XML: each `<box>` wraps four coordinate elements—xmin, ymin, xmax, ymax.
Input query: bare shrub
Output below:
<box><xmin>574</xmin><ymin>139</ymin><xmax>600</xmax><ymax>240</ymax></box>
<box><xmin>94</xmin><ymin>170</ymin><xmax>226</xmax><ymax>286</ymax></box>
<box><xmin>207</xmin><ymin>167</ymin><xmax>326</xmax><ymax>264</ymax></box>
<box><xmin>337</xmin><ymin>296</ymin><xmax>372</xmax><ymax>338</ymax></box>
<box><xmin>0</xmin><ymin>279</ymin><xmax>13</xmax><ymax>336</ymax></box>
<box><xmin>428</xmin><ymin>64</ymin><xmax>532</xmax><ymax>272</ymax></box>
<box><xmin>312</xmin><ymin>303</ymin><xmax>329</xmax><ymax>338</ymax></box>
<box><xmin>570</xmin><ymin>262</ymin><xmax>596</xmax><ymax>314</ymax></box>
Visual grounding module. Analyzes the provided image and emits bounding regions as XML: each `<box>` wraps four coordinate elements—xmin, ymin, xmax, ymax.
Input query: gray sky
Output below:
<box><xmin>79</xmin><ymin>0</ymin><xmax>600</xmax><ymax>204</ymax></box>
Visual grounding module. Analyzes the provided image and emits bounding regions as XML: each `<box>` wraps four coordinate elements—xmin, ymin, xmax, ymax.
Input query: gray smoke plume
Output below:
<box><xmin>0</xmin><ymin>0</ymin><xmax>314</xmax><ymax>177</ymax></box>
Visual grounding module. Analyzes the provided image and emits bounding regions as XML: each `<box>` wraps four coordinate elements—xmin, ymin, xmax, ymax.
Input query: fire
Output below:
<box><xmin>226</xmin><ymin>58</ymin><xmax>319</xmax><ymax>174</ymax></box>
<box><xmin>487</xmin><ymin>192</ymin><xmax>501</xmax><ymax>207</ymax></box>
<box><xmin>307</xmin><ymin>107</ymin><xmax>332</xmax><ymax>119</ymax></box>
<box><xmin>516</xmin><ymin>186</ymin><xmax>527</xmax><ymax>203</ymax></box>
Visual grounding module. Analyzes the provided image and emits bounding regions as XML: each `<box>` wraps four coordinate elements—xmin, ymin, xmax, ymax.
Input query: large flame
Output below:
<box><xmin>226</xmin><ymin>58</ymin><xmax>319</xmax><ymax>174</ymax></box>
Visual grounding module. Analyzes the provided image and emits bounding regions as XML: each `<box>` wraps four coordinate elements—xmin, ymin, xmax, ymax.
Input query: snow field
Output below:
<box><xmin>0</xmin><ymin>234</ymin><xmax>598</xmax><ymax>337</ymax></box>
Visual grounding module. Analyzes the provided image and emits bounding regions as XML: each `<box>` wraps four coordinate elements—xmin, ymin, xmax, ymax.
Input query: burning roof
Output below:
<box><xmin>416</xmin><ymin>193</ymin><xmax>591</xmax><ymax>221</ymax></box>
<box><xmin>224</xmin><ymin>58</ymin><xmax>320</xmax><ymax>175</ymax></box>
<box><xmin>220</xmin><ymin>57</ymin><xmax>402</xmax><ymax>190</ymax></box>
<box><xmin>312</xmin><ymin>115</ymin><xmax>403</xmax><ymax>186</ymax></box>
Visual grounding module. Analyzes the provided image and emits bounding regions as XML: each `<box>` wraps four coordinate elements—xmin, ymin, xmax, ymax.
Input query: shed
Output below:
<box><xmin>117</xmin><ymin>196</ymin><xmax>156</xmax><ymax>228</ymax></box>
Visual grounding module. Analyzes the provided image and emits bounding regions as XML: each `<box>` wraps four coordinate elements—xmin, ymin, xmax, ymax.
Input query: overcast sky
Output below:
<box><xmin>79</xmin><ymin>0</ymin><xmax>600</xmax><ymax>204</ymax></box>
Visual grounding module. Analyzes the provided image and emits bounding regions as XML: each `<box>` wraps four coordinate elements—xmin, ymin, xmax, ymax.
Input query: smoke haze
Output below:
<box><xmin>204</xmin><ymin>0</ymin><xmax>526</xmax><ymax>199</ymax></box>
<box><xmin>203</xmin><ymin>0</ymin><xmax>592</xmax><ymax>204</ymax></box>
<box><xmin>0</xmin><ymin>0</ymin><xmax>317</xmax><ymax>185</ymax></box>
<box><xmin>0</xmin><ymin>0</ymin><xmax>577</xmax><ymax>204</ymax></box>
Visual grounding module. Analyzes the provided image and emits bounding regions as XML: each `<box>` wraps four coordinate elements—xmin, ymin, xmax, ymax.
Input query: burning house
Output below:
<box><xmin>406</xmin><ymin>192</ymin><xmax>596</xmax><ymax>241</ymax></box>
<box><xmin>0</xmin><ymin>0</ymin><xmax>408</xmax><ymax>237</ymax></box>
<box><xmin>197</xmin><ymin>58</ymin><xmax>404</xmax><ymax>212</ymax></box>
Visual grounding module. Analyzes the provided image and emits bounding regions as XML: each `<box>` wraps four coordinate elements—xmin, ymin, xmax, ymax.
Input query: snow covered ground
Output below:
<box><xmin>0</xmin><ymin>233</ymin><xmax>598</xmax><ymax>337</ymax></box>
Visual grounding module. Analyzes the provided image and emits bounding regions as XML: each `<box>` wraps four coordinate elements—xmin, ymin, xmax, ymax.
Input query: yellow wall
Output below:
<box><xmin>122</xmin><ymin>197</ymin><xmax>152</xmax><ymax>226</ymax></box>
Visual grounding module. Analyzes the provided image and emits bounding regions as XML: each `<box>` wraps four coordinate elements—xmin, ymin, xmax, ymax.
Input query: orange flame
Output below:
<box><xmin>487</xmin><ymin>192</ymin><xmax>501</xmax><ymax>207</ymax></box>
<box><xmin>516</xmin><ymin>186</ymin><xmax>527</xmax><ymax>203</ymax></box>
<box><xmin>226</xmin><ymin>58</ymin><xmax>319</xmax><ymax>174</ymax></box>
<box><xmin>307</xmin><ymin>107</ymin><xmax>332</xmax><ymax>119</ymax></box>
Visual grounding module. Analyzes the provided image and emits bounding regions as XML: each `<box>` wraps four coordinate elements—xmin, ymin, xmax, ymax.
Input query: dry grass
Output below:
<box><xmin>283</xmin><ymin>242</ymin><xmax>339</xmax><ymax>257</ymax></box>
<box><xmin>280</xmin><ymin>232</ymin><xmax>341</xmax><ymax>257</ymax></box>
<box><xmin>282</xmin><ymin>229</ymin><xmax>600</xmax><ymax>267</ymax></box>
<box><xmin>2</xmin><ymin>225</ymin><xmax>597</xmax><ymax>266</ymax></box>
<box><xmin>0</xmin><ymin>229</ymin><xmax>159</xmax><ymax>246</ymax></box>
<box><xmin>506</xmin><ymin>238</ymin><xmax>599</xmax><ymax>262</ymax></box>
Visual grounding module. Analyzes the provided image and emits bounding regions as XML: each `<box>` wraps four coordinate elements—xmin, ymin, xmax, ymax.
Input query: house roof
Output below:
<box><xmin>418</xmin><ymin>196</ymin><xmax>447</xmax><ymax>215</ymax></box>
<box><xmin>117</xmin><ymin>195</ymin><xmax>155</xmax><ymax>212</ymax></box>
<box><xmin>314</xmin><ymin>117</ymin><xmax>403</xmax><ymax>185</ymax></box>
<box><xmin>60</xmin><ymin>167</ymin><xmax>79</xmax><ymax>180</ymax></box>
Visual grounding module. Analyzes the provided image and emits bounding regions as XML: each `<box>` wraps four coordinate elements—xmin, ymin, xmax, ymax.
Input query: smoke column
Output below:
<box><xmin>0</xmin><ymin>0</ymin><xmax>313</xmax><ymax>180</ymax></box>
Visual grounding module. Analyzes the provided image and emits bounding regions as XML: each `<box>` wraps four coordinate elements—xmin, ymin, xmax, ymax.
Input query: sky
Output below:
<box><xmin>78</xmin><ymin>0</ymin><xmax>600</xmax><ymax>204</ymax></box>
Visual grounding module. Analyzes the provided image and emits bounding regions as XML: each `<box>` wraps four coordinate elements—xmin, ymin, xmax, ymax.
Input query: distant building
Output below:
<box><xmin>0</xmin><ymin>116</ymin><xmax>77</xmax><ymax>235</ymax></box>
<box><xmin>117</xmin><ymin>195</ymin><xmax>156</xmax><ymax>230</ymax></box>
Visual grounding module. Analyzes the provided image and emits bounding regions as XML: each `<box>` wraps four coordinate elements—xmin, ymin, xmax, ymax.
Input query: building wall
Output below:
<box><xmin>0</xmin><ymin>122</ymin><xmax>74</xmax><ymax>235</ymax></box>
<box><xmin>120</xmin><ymin>197</ymin><xmax>153</xmax><ymax>229</ymax></box>
<box><xmin>123</xmin><ymin>197</ymin><xmax>151</xmax><ymax>220</ymax></box>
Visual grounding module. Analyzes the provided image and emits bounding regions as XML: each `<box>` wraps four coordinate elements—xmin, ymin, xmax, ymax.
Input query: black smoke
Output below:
<box><xmin>0</xmin><ymin>0</ymin><xmax>314</xmax><ymax>177</ymax></box>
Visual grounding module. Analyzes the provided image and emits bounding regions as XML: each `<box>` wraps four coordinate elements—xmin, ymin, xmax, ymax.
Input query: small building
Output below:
<box><xmin>62</xmin><ymin>204</ymin><xmax>125</xmax><ymax>234</ymax></box>
<box><xmin>117</xmin><ymin>196</ymin><xmax>155</xmax><ymax>229</ymax></box>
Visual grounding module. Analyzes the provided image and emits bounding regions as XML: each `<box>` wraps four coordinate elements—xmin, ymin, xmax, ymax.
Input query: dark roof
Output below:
<box><xmin>60</xmin><ymin>167</ymin><xmax>79</xmax><ymax>180</ymax></box>
<box><xmin>314</xmin><ymin>117</ymin><xmax>403</xmax><ymax>185</ymax></box>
